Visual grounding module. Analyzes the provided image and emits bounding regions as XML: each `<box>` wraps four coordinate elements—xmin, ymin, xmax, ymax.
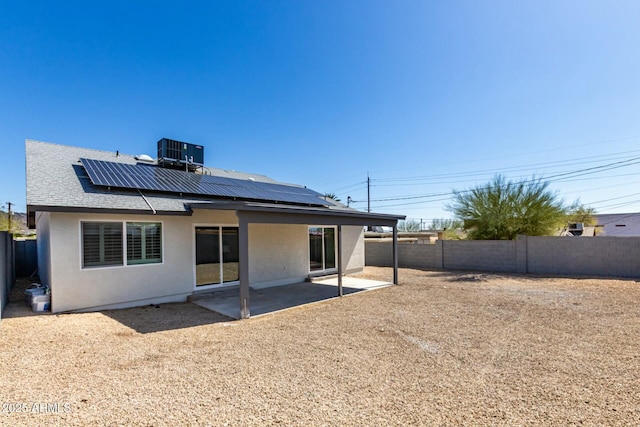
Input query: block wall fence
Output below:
<box><xmin>365</xmin><ymin>236</ymin><xmax>640</xmax><ymax>279</ymax></box>
<box><xmin>0</xmin><ymin>232</ymin><xmax>16</xmax><ymax>320</ymax></box>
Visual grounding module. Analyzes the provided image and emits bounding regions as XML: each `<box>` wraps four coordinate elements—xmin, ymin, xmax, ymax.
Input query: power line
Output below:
<box><xmin>364</xmin><ymin>135</ymin><xmax>640</xmax><ymax>177</ymax></box>
<box><xmin>327</xmin><ymin>181</ymin><xmax>367</xmax><ymax>193</ymax></box>
<box><xmin>359</xmin><ymin>156</ymin><xmax>640</xmax><ymax>210</ymax></box>
<box><xmin>371</xmin><ymin>149</ymin><xmax>640</xmax><ymax>184</ymax></box>
<box><xmin>587</xmin><ymin>192</ymin><xmax>640</xmax><ymax>206</ymax></box>
<box><xmin>543</xmin><ymin>158</ymin><xmax>640</xmax><ymax>182</ymax></box>
<box><xmin>381</xmin><ymin>156</ymin><xmax>640</xmax><ymax>201</ymax></box>
<box><xmin>338</xmin><ymin>151</ymin><xmax>640</xmax><ymax>216</ymax></box>
<box><xmin>592</xmin><ymin>200</ymin><xmax>640</xmax><ymax>210</ymax></box>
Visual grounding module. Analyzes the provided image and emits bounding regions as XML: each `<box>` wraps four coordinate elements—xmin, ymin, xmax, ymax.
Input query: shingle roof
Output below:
<box><xmin>25</xmin><ymin>139</ymin><xmax>332</xmax><ymax>216</ymax></box>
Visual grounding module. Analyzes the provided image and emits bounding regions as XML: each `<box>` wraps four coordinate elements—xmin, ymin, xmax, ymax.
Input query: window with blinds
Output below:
<box><xmin>82</xmin><ymin>222</ymin><xmax>123</xmax><ymax>267</ymax></box>
<box><xmin>126</xmin><ymin>222</ymin><xmax>162</xmax><ymax>265</ymax></box>
<box><xmin>81</xmin><ymin>221</ymin><xmax>162</xmax><ymax>268</ymax></box>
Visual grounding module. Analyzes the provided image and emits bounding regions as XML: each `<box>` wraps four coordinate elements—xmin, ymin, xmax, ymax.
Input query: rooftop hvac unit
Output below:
<box><xmin>157</xmin><ymin>138</ymin><xmax>204</xmax><ymax>171</ymax></box>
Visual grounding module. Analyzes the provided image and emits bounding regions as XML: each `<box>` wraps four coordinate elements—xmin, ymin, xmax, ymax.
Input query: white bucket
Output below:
<box><xmin>25</xmin><ymin>284</ymin><xmax>47</xmax><ymax>305</ymax></box>
<box><xmin>31</xmin><ymin>294</ymin><xmax>50</xmax><ymax>304</ymax></box>
<box><xmin>32</xmin><ymin>301</ymin><xmax>50</xmax><ymax>312</ymax></box>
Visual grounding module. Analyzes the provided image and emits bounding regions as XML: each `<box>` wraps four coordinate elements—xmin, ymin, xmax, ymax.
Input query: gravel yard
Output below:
<box><xmin>1</xmin><ymin>267</ymin><xmax>639</xmax><ymax>426</ymax></box>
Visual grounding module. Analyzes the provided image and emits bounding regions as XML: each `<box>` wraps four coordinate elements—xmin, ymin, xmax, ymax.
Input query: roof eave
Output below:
<box><xmin>26</xmin><ymin>204</ymin><xmax>192</xmax><ymax>228</ymax></box>
<box><xmin>188</xmin><ymin>201</ymin><xmax>405</xmax><ymax>226</ymax></box>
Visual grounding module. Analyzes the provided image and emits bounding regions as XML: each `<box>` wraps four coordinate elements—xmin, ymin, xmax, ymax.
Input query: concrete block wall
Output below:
<box><xmin>1</xmin><ymin>232</ymin><xmax>15</xmax><ymax>320</ymax></box>
<box><xmin>15</xmin><ymin>239</ymin><xmax>37</xmax><ymax>277</ymax></box>
<box><xmin>399</xmin><ymin>243</ymin><xmax>441</xmax><ymax>269</ymax></box>
<box><xmin>365</xmin><ymin>241</ymin><xmax>443</xmax><ymax>269</ymax></box>
<box><xmin>365</xmin><ymin>240</ymin><xmax>394</xmax><ymax>267</ymax></box>
<box><xmin>442</xmin><ymin>240</ymin><xmax>517</xmax><ymax>273</ymax></box>
<box><xmin>365</xmin><ymin>236</ymin><xmax>640</xmax><ymax>279</ymax></box>
<box><xmin>527</xmin><ymin>236</ymin><xmax>640</xmax><ymax>278</ymax></box>
<box><xmin>0</xmin><ymin>232</ymin><xmax>6</xmax><ymax>319</ymax></box>
<box><xmin>516</xmin><ymin>237</ymin><xmax>528</xmax><ymax>274</ymax></box>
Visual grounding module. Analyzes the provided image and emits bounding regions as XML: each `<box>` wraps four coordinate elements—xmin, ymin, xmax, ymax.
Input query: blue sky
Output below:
<box><xmin>2</xmin><ymin>1</ymin><xmax>640</xmax><ymax>225</ymax></box>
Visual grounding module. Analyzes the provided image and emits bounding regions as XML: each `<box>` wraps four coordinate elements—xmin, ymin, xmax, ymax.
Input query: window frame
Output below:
<box><xmin>81</xmin><ymin>221</ymin><xmax>124</xmax><ymax>269</ymax></box>
<box><xmin>126</xmin><ymin>222</ymin><xmax>163</xmax><ymax>265</ymax></box>
<box><xmin>193</xmin><ymin>224</ymin><xmax>240</xmax><ymax>289</ymax></box>
<box><xmin>308</xmin><ymin>225</ymin><xmax>338</xmax><ymax>273</ymax></box>
<box><xmin>80</xmin><ymin>220</ymin><xmax>164</xmax><ymax>269</ymax></box>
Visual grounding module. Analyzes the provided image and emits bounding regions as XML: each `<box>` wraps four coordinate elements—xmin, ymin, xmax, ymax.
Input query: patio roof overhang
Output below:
<box><xmin>187</xmin><ymin>201</ymin><xmax>405</xmax><ymax>226</ymax></box>
<box><xmin>189</xmin><ymin>201</ymin><xmax>405</xmax><ymax>319</ymax></box>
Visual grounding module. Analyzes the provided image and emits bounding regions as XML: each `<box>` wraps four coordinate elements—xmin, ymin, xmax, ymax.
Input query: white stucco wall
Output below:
<box><xmin>342</xmin><ymin>225</ymin><xmax>365</xmax><ymax>273</ymax></box>
<box><xmin>35</xmin><ymin>212</ymin><xmax>51</xmax><ymax>289</ymax></box>
<box><xmin>48</xmin><ymin>212</ymin><xmax>194</xmax><ymax>312</ymax></box>
<box><xmin>42</xmin><ymin>210</ymin><xmax>367</xmax><ymax>312</ymax></box>
<box><xmin>248</xmin><ymin>224</ymin><xmax>309</xmax><ymax>288</ymax></box>
<box><xmin>247</xmin><ymin>224</ymin><xmax>364</xmax><ymax>287</ymax></box>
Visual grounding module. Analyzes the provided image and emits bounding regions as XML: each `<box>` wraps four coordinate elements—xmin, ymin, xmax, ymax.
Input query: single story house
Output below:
<box><xmin>594</xmin><ymin>213</ymin><xmax>640</xmax><ymax>236</ymax></box>
<box><xmin>25</xmin><ymin>139</ymin><xmax>404</xmax><ymax>318</ymax></box>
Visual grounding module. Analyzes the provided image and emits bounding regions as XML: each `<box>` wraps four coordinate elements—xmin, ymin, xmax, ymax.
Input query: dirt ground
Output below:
<box><xmin>1</xmin><ymin>267</ymin><xmax>639</xmax><ymax>426</ymax></box>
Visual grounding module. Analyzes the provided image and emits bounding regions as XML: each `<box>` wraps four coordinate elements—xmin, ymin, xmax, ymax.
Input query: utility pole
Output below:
<box><xmin>366</xmin><ymin>173</ymin><xmax>372</xmax><ymax>232</ymax></box>
<box><xmin>367</xmin><ymin>173</ymin><xmax>371</xmax><ymax>213</ymax></box>
<box><xmin>6</xmin><ymin>201</ymin><xmax>12</xmax><ymax>232</ymax></box>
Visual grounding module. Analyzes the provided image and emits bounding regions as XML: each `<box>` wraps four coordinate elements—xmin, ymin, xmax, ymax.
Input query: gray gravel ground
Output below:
<box><xmin>1</xmin><ymin>267</ymin><xmax>639</xmax><ymax>426</ymax></box>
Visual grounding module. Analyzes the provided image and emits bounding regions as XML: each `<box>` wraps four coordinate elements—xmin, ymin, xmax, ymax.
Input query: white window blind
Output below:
<box><xmin>82</xmin><ymin>222</ymin><xmax>123</xmax><ymax>267</ymax></box>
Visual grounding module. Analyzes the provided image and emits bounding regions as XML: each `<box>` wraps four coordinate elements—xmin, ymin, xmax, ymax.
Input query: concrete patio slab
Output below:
<box><xmin>193</xmin><ymin>276</ymin><xmax>392</xmax><ymax>319</ymax></box>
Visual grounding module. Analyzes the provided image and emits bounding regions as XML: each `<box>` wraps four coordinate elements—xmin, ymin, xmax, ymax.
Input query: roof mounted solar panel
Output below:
<box><xmin>80</xmin><ymin>158</ymin><xmax>330</xmax><ymax>207</ymax></box>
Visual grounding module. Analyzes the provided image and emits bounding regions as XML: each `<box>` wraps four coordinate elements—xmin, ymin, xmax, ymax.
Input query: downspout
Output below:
<box><xmin>137</xmin><ymin>189</ymin><xmax>157</xmax><ymax>214</ymax></box>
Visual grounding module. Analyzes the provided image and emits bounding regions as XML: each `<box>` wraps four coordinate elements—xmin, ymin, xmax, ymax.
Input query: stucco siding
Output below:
<box><xmin>342</xmin><ymin>226</ymin><xmax>364</xmax><ymax>273</ymax></box>
<box><xmin>35</xmin><ymin>212</ymin><xmax>51</xmax><ymax>288</ymax></box>
<box><xmin>48</xmin><ymin>212</ymin><xmax>197</xmax><ymax>312</ymax></box>
<box><xmin>248</xmin><ymin>224</ymin><xmax>309</xmax><ymax>288</ymax></box>
<box><xmin>44</xmin><ymin>209</ymin><xmax>369</xmax><ymax>312</ymax></box>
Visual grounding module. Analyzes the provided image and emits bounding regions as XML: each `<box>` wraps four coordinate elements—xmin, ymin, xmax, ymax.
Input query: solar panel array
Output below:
<box><xmin>80</xmin><ymin>158</ymin><xmax>329</xmax><ymax>206</ymax></box>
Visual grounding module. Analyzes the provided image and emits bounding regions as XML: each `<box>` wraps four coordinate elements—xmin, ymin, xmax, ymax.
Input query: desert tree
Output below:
<box><xmin>428</xmin><ymin>218</ymin><xmax>463</xmax><ymax>230</ymax></box>
<box><xmin>566</xmin><ymin>203</ymin><xmax>597</xmax><ymax>226</ymax></box>
<box><xmin>447</xmin><ymin>175</ymin><xmax>569</xmax><ymax>240</ymax></box>
<box><xmin>397</xmin><ymin>219</ymin><xmax>421</xmax><ymax>232</ymax></box>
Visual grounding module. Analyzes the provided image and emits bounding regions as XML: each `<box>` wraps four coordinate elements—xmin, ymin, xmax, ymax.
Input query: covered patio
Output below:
<box><xmin>193</xmin><ymin>276</ymin><xmax>392</xmax><ymax>319</ymax></box>
<box><xmin>190</xmin><ymin>201</ymin><xmax>405</xmax><ymax>319</ymax></box>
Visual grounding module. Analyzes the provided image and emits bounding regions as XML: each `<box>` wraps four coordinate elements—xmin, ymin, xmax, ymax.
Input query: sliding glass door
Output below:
<box><xmin>309</xmin><ymin>226</ymin><xmax>336</xmax><ymax>272</ymax></box>
<box><xmin>195</xmin><ymin>226</ymin><xmax>239</xmax><ymax>287</ymax></box>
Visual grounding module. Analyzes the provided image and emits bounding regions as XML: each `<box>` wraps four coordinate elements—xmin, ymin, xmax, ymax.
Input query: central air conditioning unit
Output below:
<box><xmin>157</xmin><ymin>138</ymin><xmax>204</xmax><ymax>172</ymax></box>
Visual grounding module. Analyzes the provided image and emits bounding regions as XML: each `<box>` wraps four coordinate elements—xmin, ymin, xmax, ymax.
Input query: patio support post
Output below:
<box><xmin>337</xmin><ymin>224</ymin><xmax>343</xmax><ymax>297</ymax></box>
<box><xmin>392</xmin><ymin>224</ymin><xmax>399</xmax><ymax>285</ymax></box>
<box><xmin>239</xmin><ymin>216</ymin><xmax>250</xmax><ymax>319</ymax></box>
